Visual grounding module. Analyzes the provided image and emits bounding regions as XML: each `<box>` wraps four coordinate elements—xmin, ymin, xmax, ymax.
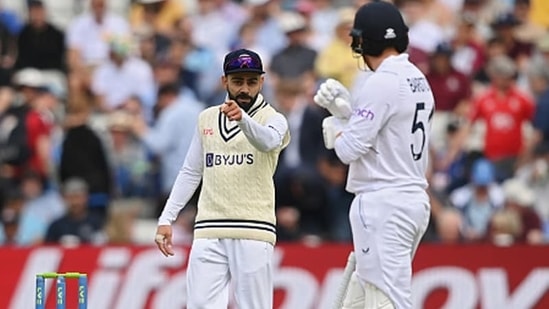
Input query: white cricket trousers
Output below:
<box><xmin>349</xmin><ymin>188</ymin><xmax>430</xmax><ymax>309</ymax></box>
<box><xmin>186</xmin><ymin>238</ymin><xmax>274</xmax><ymax>309</ymax></box>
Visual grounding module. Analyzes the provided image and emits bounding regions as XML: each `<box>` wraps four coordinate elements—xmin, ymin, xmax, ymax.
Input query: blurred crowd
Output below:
<box><xmin>0</xmin><ymin>0</ymin><xmax>548</xmax><ymax>248</ymax></box>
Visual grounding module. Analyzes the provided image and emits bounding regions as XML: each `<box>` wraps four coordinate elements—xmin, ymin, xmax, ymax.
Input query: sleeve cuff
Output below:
<box><xmin>157</xmin><ymin>218</ymin><xmax>172</xmax><ymax>226</ymax></box>
<box><xmin>237</xmin><ymin>112</ymin><xmax>251</xmax><ymax>125</ymax></box>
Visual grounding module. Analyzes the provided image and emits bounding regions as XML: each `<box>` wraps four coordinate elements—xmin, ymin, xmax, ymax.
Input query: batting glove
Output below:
<box><xmin>314</xmin><ymin>79</ymin><xmax>352</xmax><ymax>119</ymax></box>
<box><xmin>322</xmin><ymin>116</ymin><xmax>347</xmax><ymax>149</ymax></box>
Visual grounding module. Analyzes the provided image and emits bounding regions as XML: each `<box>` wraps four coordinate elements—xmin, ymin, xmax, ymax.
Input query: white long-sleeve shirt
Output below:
<box><xmin>334</xmin><ymin>54</ymin><xmax>435</xmax><ymax>194</ymax></box>
<box><xmin>158</xmin><ymin>102</ymin><xmax>289</xmax><ymax>225</ymax></box>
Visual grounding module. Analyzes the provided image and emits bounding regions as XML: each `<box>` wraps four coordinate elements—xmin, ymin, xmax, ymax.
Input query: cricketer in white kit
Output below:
<box><xmin>314</xmin><ymin>2</ymin><xmax>435</xmax><ymax>309</ymax></box>
<box><xmin>154</xmin><ymin>49</ymin><xmax>290</xmax><ymax>309</ymax></box>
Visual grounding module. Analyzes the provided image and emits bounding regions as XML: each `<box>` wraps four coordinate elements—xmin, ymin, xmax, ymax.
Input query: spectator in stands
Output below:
<box><xmin>155</xmin><ymin>30</ymin><xmax>218</xmax><ymax>104</ymax></box>
<box><xmin>231</xmin><ymin>20</ymin><xmax>272</xmax><ymax>70</ymax></box>
<box><xmin>271</xmin><ymin>11</ymin><xmax>316</xmax><ymax>79</ymax></box>
<box><xmin>105</xmin><ymin>110</ymin><xmax>153</xmax><ymax>199</ymax></box>
<box><xmin>10</xmin><ymin>69</ymin><xmax>55</xmax><ymax>181</ymax></box>
<box><xmin>0</xmin><ymin>87</ymin><xmax>28</xmax><ymax>192</ymax></box>
<box><xmin>417</xmin><ymin>0</ymin><xmax>457</xmax><ymax>33</ymax></box>
<box><xmin>401</xmin><ymin>0</ymin><xmax>447</xmax><ymax>73</ymax></box>
<box><xmin>45</xmin><ymin>177</ymin><xmax>104</xmax><ymax>245</ymax></box>
<box><xmin>66</xmin><ymin>0</ymin><xmax>130</xmax><ymax>70</ymax></box>
<box><xmin>91</xmin><ymin>35</ymin><xmax>156</xmax><ymax>120</ymax></box>
<box><xmin>270</xmin><ymin>77</ymin><xmax>328</xmax><ymax>241</ymax></box>
<box><xmin>486</xmin><ymin>208</ymin><xmax>522</xmax><ymax>246</ymax></box>
<box><xmin>14</xmin><ymin>1</ymin><xmax>65</xmax><ymax>73</ymax></box>
<box><xmin>513</xmin><ymin>0</ymin><xmax>546</xmax><ymax>45</ymax></box>
<box><xmin>59</xmin><ymin>103</ymin><xmax>112</xmax><ymax>225</ymax></box>
<box><xmin>216</xmin><ymin>0</ymin><xmax>250</xmax><ymax>29</ymax></box>
<box><xmin>490</xmin><ymin>12</ymin><xmax>532</xmax><ymax>69</ymax></box>
<box><xmin>450</xmin><ymin>13</ymin><xmax>486</xmax><ymax>77</ymax></box>
<box><xmin>527</xmin><ymin>38</ymin><xmax>549</xmax><ymax>152</ymax></box>
<box><xmin>0</xmin><ymin>189</ymin><xmax>24</xmax><ymax>245</ymax></box>
<box><xmin>431</xmin><ymin>121</ymin><xmax>474</xmax><ymax>193</ymax></box>
<box><xmin>31</xmin><ymin>83</ymin><xmax>65</xmax><ymax>181</ymax></box>
<box><xmin>473</xmin><ymin>37</ymin><xmax>507</xmax><ymax>88</ymax></box>
<box><xmin>129</xmin><ymin>0</ymin><xmax>185</xmax><ymax>37</ymax></box>
<box><xmin>276</xmin><ymin>205</ymin><xmax>302</xmax><ymax>242</ymax></box>
<box><xmin>152</xmin><ymin>59</ymin><xmax>186</xmax><ymax>93</ymax></box>
<box><xmin>274</xmin><ymin>78</ymin><xmax>325</xmax><ymax>174</ymax></box>
<box><xmin>190</xmin><ymin>0</ymin><xmax>241</xmax><ymax>61</ymax></box>
<box><xmin>0</xmin><ymin>12</ymin><xmax>16</xmax><ymax>86</ymax></box>
<box><xmin>434</xmin><ymin>207</ymin><xmax>465</xmax><ymax>244</ymax></box>
<box><xmin>0</xmin><ymin>206</ymin><xmax>18</xmax><ymax>245</ymax></box>
<box><xmin>0</xmin><ymin>3</ymin><xmax>22</xmax><ymax>36</ymax></box>
<box><xmin>304</xmin><ymin>0</ymin><xmax>340</xmax><ymax>52</ymax></box>
<box><xmin>163</xmin><ymin>34</ymin><xmax>219</xmax><ymax>103</ymax></box>
<box><xmin>277</xmin><ymin>168</ymin><xmax>328</xmax><ymax>241</ymax></box>
<box><xmin>461</xmin><ymin>0</ymin><xmax>509</xmax><ymax>40</ymax></box>
<box><xmin>244</xmin><ymin>0</ymin><xmax>287</xmax><ymax>60</ymax></box>
<box><xmin>130</xmin><ymin>83</ymin><xmax>204</xmax><ymax>216</ymax></box>
<box><xmin>0</xmin><ymin>175</ymin><xmax>62</xmax><ymax>246</ymax></box>
<box><xmin>450</xmin><ymin>158</ymin><xmax>504</xmax><ymax>242</ymax></box>
<box><xmin>314</xmin><ymin>7</ymin><xmax>358</xmax><ymax>89</ymax></box>
<box><xmin>18</xmin><ymin>170</ymin><xmax>64</xmax><ymax>244</ymax></box>
<box><xmin>516</xmin><ymin>144</ymin><xmax>549</xmax><ymax>237</ymax></box>
<box><xmin>317</xmin><ymin>150</ymin><xmax>353</xmax><ymax>242</ymax></box>
<box><xmin>533</xmin><ymin>32</ymin><xmax>549</xmax><ymax>73</ymax></box>
<box><xmin>103</xmin><ymin>204</ymin><xmax>135</xmax><ymax>244</ymax></box>
<box><xmin>134</xmin><ymin>25</ymin><xmax>171</xmax><ymax>66</ymax></box>
<box><xmin>426</xmin><ymin>42</ymin><xmax>472</xmax><ymax>153</ymax></box>
<box><xmin>452</xmin><ymin>55</ymin><xmax>535</xmax><ymax>182</ymax></box>
<box><xmin>500</xmin><ymin>177</ymin><xmax>544</xmax><ymax>244</ymax></box>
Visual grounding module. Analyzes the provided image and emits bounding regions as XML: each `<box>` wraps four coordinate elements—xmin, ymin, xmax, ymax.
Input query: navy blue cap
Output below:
<box><xmin>434</xmin><ymin>42</ymin><xmax>453</xmax><ymax>55</ymax></box>
<box><xmin>491</xmin><ymin>12</ymin><xmax>520</xmax><ymax>28</ymax></box>
<box><xmin>352</xmin><ymin>1</ymin><xmax>408</xmax><ymax>42</ymax></box>
<box><xmin>27</xmin><ymin>0</ymin><xmax>44</xmax><ymax>8</ymax></box>
<box><xmin>223</xmin><ymin>49</ymin><xmax>265</xmax><ymax>75</ymax></box>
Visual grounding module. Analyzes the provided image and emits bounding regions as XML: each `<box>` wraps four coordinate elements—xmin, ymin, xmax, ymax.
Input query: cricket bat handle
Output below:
<box><xmin>332</xmin><ymin>251</ymin><xmax>356</xmax><ymax>309</ymax></box>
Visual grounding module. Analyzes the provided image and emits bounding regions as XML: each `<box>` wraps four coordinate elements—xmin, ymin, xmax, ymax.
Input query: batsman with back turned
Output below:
<box><xmin>314</xmin><ymin>1</ymin><xmax>435</xmax><ymax>309</ymax></box>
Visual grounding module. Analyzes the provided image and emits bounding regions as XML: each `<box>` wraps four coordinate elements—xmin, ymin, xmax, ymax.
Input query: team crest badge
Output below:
<box><xmin>384</xmin><ymin>28</ymin><xmax>396</xmax><ymax>39</ymax></box>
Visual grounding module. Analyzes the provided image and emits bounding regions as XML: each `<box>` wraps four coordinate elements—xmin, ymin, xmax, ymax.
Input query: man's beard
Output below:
<box><xmin>227</xmin><ymin>89</ymin><xmax>257</xmax><ymax>112</ymax></box>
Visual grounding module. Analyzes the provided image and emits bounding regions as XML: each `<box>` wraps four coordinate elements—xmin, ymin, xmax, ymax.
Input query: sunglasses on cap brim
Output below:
<box><xmin>224</xmin><ymin>55</ymin><xmax>262</xmax><ymax>72</ymax></box>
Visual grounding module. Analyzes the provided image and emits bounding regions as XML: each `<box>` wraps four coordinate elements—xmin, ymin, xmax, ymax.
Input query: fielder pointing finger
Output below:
<box><xmin>314</xmin><ymin>2</ymin><xmax>435</xmax><ymax>309</ymax></box>
<box><xmin>155</xmin><ymin>49</ymin><xmax>290</xmax><ymax>309</ymax></box>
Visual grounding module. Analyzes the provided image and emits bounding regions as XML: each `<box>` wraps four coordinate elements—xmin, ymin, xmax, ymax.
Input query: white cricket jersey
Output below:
<box><xmin>334</xmin><ymin>54</ymin><xmax>435</xmax><ymax>194</ymax></box>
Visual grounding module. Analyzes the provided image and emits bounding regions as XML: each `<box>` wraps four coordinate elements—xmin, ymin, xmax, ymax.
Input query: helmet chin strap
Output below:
<box><xmin>350</xmin><ymin>28</ymin><xmax>373</xmax><ymax>72</ymax></box>
<box><xmin>356</xmin><ymin>56</ymin><xmax>372</xmax><ymax>72</ymax></box>
<box><xmin>349</xmin><ymin>46</ymin><xmax>372</xmax><ymax>73</ymax></box>
<box><xmin>350</xmin><ymin>28</ymin><xmax>363</xmax><ymax>55</ymax></box>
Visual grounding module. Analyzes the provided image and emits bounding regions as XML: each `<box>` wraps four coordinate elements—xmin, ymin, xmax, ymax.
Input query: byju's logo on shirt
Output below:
<box><xmin>205</xmin><ymin>153</ymin><xmax>254</xmax><ymax>167</ymax></box>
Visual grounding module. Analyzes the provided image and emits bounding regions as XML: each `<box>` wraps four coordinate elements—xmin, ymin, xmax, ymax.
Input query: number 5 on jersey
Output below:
<box><xmin>410</xmin><ymin>102</ymin><xmax>434</xmax><ymax>161</ymax></box>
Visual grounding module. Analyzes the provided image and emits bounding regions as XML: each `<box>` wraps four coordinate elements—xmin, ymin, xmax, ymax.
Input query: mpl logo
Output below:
<box><xmin>205</xmin><ymin>153</ymin><xmax>254</xmax><ymax>167</ymax></box>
